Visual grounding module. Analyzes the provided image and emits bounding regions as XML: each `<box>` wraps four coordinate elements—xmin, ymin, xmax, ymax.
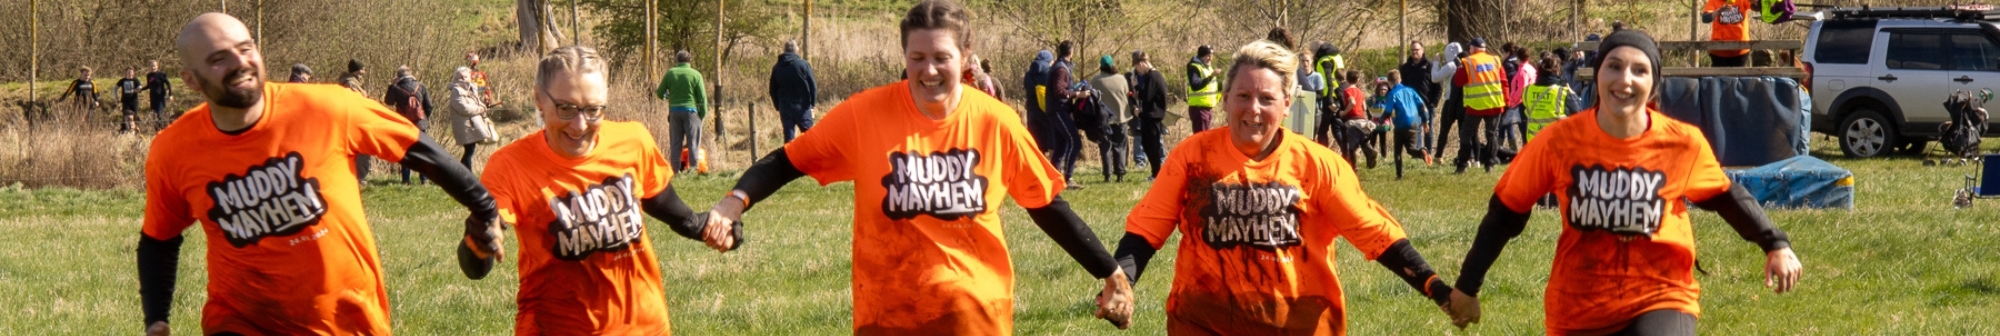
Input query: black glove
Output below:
<box><xmin>458</xmin><ymin>213</ymin><xmax>506</xmax><ymax>279</ymax></box>
<box><xmin>1702</xmin><ymin>12</ymin><xmax>1715</xmax><ymax>24</ymax></box>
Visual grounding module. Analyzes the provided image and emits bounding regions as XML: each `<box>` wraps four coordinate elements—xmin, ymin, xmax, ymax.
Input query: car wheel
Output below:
<box><xmin>1840</xmin><ymin>109</ymin><xmax>1898</xmax><ymax>158</ymax></box>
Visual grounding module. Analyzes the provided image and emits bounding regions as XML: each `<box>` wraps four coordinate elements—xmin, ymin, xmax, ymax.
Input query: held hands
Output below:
<box><xmin>1442</xmin><ymin>289</ymin><xmax>1480</xmax><ymax>329</ymax></box>
<box><xmin>700</xmin><ymin>193</ymin><xmax>748</xmax><ymax>252</ymax></box>
<box><xmin>1094</xmin><ymin>268</ymin><xmax>1134</xmax><ymax>329</ymax></box>
<box><xmin>1766</xmin><ymin>247</ymin><xmax>1803</xmax><ymax>293</ymax></box>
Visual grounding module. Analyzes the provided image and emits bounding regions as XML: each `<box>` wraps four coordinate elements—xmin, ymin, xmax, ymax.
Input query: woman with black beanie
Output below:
<box><xmin>1445</xmin><ymin>29</ymin><xmax>1804</xmax><ymax>335</ymax></box>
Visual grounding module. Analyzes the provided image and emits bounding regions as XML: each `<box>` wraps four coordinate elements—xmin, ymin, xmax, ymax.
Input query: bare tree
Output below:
<box><xmin>518</xmin><ymin>0</ymin><xmax>565</xmax><ymax>53</ymax></box>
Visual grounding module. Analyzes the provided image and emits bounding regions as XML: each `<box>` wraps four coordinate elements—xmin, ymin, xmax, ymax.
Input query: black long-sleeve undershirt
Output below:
<box><xmin>1693</xmin><ymin>185</ymin><xmax>1792</xmax><ymax>253</ymax></box>
<box><xmin>731</xmin><ymin>148</ymin><xmax>808</xmax><ymax>211</ymax></box>
<box><xmin>136</xmin><ymin>235</ymin><xmax>183</xmax><ymax>327</ymax></box>
<box><xmin>644</xmin><ymin>185</ymin><xmax>742</xmax><ymax>250</ymax></box>
<box><xmin>399</xmin><ymin>135</ymin><xmax>499</xmax><ymax>221</ymax></box>
<box><xmin>1023</xmin><ymin>197</ymin><xmax>1120</xmax><ymax>279</ymax></box>
<box><xmin>734</xmin><ymin>148</ymin><xmax>1117</xmax><ymax>279</ymax></box>
<box><xmin>1115</xmin><ymin>234</ymin><xmax>1450</xmax><ymax>305</ymax></box>
<box><xmin>1455</xmin><ymin>195</ymin><xmax>1534</xmax><ymax>297</ymax></box>
<box><xmin>1457</xmin><ymin>186</ymin><xmax>1794</xmax><ymax>297</ymax></box>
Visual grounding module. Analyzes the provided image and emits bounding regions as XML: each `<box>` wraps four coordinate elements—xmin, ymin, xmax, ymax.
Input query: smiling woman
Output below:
<box><xmin>692</xmin><ymin>0</ymin><xmax>1130</xmax><ymax>334</ymax></box>
<box><xmin>1220</xmin><ymin>40</ymin><xmax>1299</xmax><ymax>160</ymax></box>
<box><xmin>1450</xmin><ymin>30</ymin><xmax>1803</xmax><ymax>335</ymax></box>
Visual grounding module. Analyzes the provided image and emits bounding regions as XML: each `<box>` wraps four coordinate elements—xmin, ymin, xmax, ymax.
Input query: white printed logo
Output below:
<box><xmin>881</xmin><ymin>149</ymin><xmax>989</xmax><ymax>220</ymax></box>
<box><xmin>205</xmin><ymin>152</ymin><xmax>328</xmax><ymax>248</ymax></box>
<box><xmin>1199</xmin><ymin>182</ymin><xmax>1303</xmax><ymax>249</ymax></box>
<box><xmin>546</xmin><ymin>174</ymin><xmax>646</xmax><ymax>261</ymax></box>
<box><xmin>1566</xmin><ymin>165</ymin><xmax>1667</xmax><ymax>236</ymax></box>
<box><xmin>1720</xmin><ymin>4</ymin><xmax>1745</xmax><ymax>24</ymax></box>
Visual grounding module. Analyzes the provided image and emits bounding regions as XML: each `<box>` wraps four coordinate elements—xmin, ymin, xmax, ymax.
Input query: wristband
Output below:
<box><xmin>728</xmin><ymin>190</ymin><xmax>751</xmax><ymax>208</ymax></box>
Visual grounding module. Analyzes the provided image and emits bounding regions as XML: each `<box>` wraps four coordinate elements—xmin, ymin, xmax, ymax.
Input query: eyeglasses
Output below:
<box><xmin>542</xmin><ymin>90</ymin><xmax>608</xmax><ymax>121</ymax></box>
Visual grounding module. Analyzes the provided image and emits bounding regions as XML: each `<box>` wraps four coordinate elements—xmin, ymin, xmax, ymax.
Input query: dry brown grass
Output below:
<box><xmin>0</xmin><ymin>109</ymin><xmax>150</xmax><ymax>189</ymax></box>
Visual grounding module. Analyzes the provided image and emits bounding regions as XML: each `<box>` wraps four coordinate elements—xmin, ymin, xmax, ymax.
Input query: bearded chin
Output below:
<box><xmin>203</xmin><ymin>76</ymin><xmax>264</xmax><ymax>109</ymax></box>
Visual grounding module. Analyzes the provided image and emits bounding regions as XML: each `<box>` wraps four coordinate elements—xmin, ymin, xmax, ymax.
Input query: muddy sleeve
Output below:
<box><xmin>1375</xmin><ymin>239</ymin><xmax>1456</xmax><ymax>306</ymax></box>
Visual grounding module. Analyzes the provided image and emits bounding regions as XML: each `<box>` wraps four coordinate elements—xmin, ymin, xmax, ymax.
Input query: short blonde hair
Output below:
<box><xmin>537</xmin><ymin>45</ymin><xmax>607</xmax><ymax>91</ymax></box>
<box><xmin>1222</xmin><ymin>39</ymin><xmax>1298</xmax><ymax>96</ymax></box>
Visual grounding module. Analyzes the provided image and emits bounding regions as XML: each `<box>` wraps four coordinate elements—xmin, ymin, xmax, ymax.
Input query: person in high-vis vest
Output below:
<box><xmin>1187</xmin><ymin>45</ymin><xmax>1219</xmax><ymax>132</ymax></box>
<box><xmin>1521</xmin><ymin>55</ymin><xmax>1573</xmax><ymax>143</ymax></box>
<box><xmin>1311</xmin><ymin>43</ymin><xmax>1347</xmax><ymax>146</ymax></box>
<box><xmin>1452</xmin><ymin>38</ymin><xmax>1507</xmax><ymax>174</ymax></box>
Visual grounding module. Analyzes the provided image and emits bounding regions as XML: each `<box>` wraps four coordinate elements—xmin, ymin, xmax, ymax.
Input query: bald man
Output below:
<box><xmin>135</xmin><ymin>13</ymin><xmax>503</xmax><ymax>335</ymax></box>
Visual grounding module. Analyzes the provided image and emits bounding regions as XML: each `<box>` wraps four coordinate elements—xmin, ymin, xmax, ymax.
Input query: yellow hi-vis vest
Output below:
<box><xmin>1315</xmin><ymin>55</ymin><xmax>1345</xmax><ymax>97</ymax></box>
<box><xmin>1523</xmin><ymin>84</ymin><xmax>1570</xmax><ymax>142</ymax></box>
<box><xmin>1188</xmin><ymin>62</ymin><xmax>1220</xmax><ymax>108</ymax></box>
<box><xmin>1461</xmin><ymin>52</ymin><xmax>1507</xmax><ymax>114</ymax></box>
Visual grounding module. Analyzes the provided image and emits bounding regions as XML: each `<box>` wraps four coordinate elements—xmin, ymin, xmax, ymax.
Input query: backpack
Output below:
<box><xmin>1071</xmin><ymin>83</ymin><xmax>1113</xmax><ymax>143</ymax></box>
<box><xmin>1940</xmin><ymin>90</ymin><xmax>1989</xmax><ymax>158</ymax></box>
<box><xmin>393</xmin><ymin>79</ymin><xmax>427</xmax><ymax>123</ymax></box>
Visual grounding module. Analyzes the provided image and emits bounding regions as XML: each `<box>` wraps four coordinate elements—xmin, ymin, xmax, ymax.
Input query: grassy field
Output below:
<box><xmin>2</xmin><ymin>139</ymin><xmax>1999</xmax><ymax>334</ymax></box>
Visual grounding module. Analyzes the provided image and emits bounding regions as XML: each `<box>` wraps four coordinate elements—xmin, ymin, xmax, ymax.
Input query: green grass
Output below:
<box><xmin>3</xmin><ymin>141</ymin><xmax>1999</xmax><ymax>334</ymax></box>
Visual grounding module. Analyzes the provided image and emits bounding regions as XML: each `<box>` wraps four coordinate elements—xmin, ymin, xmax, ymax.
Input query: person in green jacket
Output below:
<box><xmin>655</xmin><ymin>50</ymin><xmax>710</xmax><ymax>172</ymax></box>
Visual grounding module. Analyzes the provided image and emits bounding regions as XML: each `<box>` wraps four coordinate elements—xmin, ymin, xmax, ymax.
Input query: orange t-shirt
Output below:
<box><xmin>1705</xmin><ymin>0</ymin><xmax>1753</xmax><ymax>57</ymax></box>
<box><xmin>480</xmin><ymin>121</ymin><xmax>675</xmax><ymax>335</ymax></box>
<box><xmin>142</xmin><ymin>83</ymin><xmax>421</xmax><ymax>335</ymax></box>
<box><xmin>783</xmin><ymin>81</ymin><xmax>1066</xmax><ymax>335</ymax></box>
<box><xmin>1492</xmin><ymin>107</ymin><xmax>1733</xmax><ymax>333</ymax></box>
<box><xmin>1124</xmin><ymin>129</ymin><xmax>1410</xmax><ymax>335</ymax></box>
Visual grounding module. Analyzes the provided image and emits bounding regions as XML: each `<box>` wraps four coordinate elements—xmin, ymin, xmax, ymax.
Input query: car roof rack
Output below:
<box><xmin>1827</xmin><ymin>5</ymin><xmax>2000</xmax><ymax>21</ymax></box>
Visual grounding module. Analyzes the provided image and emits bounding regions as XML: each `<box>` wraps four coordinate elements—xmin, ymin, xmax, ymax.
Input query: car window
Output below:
<box><xmin>1887</xmin><ymin>31</ymin><xmax>1946</xmax><ymax>70</ymax></box>
<box><xmin>1949</xmin><ymin>32</ymin><xmax>2000</xmax><ymax>71</ymax></box>
<box><xmin>1814</xmin><ymin>20</ymin><xmax>1877</xmax><ymax>64</ymax></box>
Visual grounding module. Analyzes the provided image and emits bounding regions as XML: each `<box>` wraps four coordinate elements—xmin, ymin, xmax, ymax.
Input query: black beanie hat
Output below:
<box><xmin>348</xmin><ymin>59</ymin><xmax>365</xmax><ymax>73</ymax></box>
<box><xmin>1591</xmin><ymin>30</ymin><xmax>1662</xmax><ymax>82</ymax></box>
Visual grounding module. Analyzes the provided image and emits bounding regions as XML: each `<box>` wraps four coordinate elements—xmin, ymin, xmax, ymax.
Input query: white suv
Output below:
<box><xmin>1804</xmin><ymin>7</ymin><xmax>2000</xmax><ymax>158</ymax></box>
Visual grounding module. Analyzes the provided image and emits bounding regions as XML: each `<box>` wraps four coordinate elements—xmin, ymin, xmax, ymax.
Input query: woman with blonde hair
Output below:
<box><xmin>1108</xmin><ymin>39</ymin><xmax>1470</xmax><ymax>335</ymax></box>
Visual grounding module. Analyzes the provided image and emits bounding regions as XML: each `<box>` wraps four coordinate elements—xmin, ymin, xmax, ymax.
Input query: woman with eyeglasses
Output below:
<box><xmin>456</xmin><ymin>45</ymin><xmax>740</xmax><ymax>334</ymax></box>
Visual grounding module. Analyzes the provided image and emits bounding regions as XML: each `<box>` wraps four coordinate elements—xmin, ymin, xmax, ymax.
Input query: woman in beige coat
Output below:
<box><xmin>447</xmin><ymin>66</ymin><xmax>493</xmax><ymax>171</ymax></box>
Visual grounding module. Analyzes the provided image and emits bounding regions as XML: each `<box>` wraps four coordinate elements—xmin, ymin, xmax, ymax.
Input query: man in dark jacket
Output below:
<box><xmin>1399</xmin><ymin>41</ymin><xmax>1437</xmax><ymax>141</ymax></box>
<box><xmin>1128</xmin><ymin>50</ymin><xmax>1169</xmax><ymax>179</ymax></box>
<box><xmin>768</xmin><ymin>40</ymin><xmax>817</xmax><ymax>142</ymax></box>
<box><xmin>384</xmin><ymin>65</ymin><xmax>436</xmax><ymax>185</ymax></box>
<box><xmin>1048</xmin><ymin>41</ymin><xmax>1088</xmax><ymax>189</ymax></box>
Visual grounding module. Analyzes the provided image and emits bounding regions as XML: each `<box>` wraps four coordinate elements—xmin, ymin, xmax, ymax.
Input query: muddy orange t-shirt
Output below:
<box><xmin>782</xmin><ymin>81</ymin><xmax>1066</xmax><ymax>335</ymax></box>
<box><xmin>480</xmin><ymin>121</ymin><xmax>675</xmax><ymax>335</ymax></box>
<box><xmin>1124</xmin><ymin>128</ymin><xmax>1410</xmax><ymax>335</ymax></box>
<box><xmin>1492</xmin><ymin>107</ymin><xmax>1733</xmax><ymax>333</ymax></box>
<box><xmin>1705</xmin><ymin>0</ymin><xmax>1753</xmax><ymax>57</ymax></box>
<box><xmin>142</xmin><ymin>83</ymin><xmax>421</xmax><ymax>335</ymax></box>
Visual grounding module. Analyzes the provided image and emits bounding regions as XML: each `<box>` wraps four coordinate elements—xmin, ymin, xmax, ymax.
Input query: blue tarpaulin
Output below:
<box><xmin>1725</xmin><ymin>156</ymin><xmax>1855</xmax><ymax>210</ymax></box>
<box><xmin>1654</xmin><ymin>77</ymin><xmax>1811</xmax><ymax>167</ymax></box>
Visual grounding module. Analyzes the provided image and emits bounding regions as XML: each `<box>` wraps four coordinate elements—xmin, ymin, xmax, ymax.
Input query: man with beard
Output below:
<box><xmin>134</xmin><ymin>13</ymin><xmax>502</xmax><ymax>335</ymax></box>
